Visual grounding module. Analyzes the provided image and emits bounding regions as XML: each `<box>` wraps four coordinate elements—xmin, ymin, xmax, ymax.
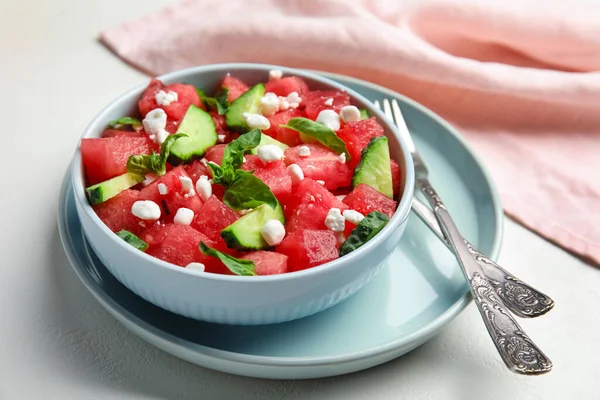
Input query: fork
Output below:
<box><xmin>375</xmin><ymin>98</ymin><xmax>552</xmax><ymax>375</ymax></box>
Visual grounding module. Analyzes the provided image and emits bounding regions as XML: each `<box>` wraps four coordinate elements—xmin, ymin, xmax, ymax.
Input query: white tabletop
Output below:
<box><xmin>1</xmin><ymin>0</ymin><xmax>599</xmax><ymax>398</ymax></box>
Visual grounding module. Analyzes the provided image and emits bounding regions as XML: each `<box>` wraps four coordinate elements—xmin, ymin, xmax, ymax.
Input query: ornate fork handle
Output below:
<box><xmin>410</xmin><ymin>198</ymin><xmax>555</xmax><ymax>318</ymax></box>
<box><xmin>417</xmin><ymin>179</ymin><xmax>552</xmax><ymax>375</ymax></box>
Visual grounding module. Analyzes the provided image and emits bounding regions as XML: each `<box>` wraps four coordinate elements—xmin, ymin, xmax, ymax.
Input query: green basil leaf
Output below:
<box><xmin>339</xmin><ymin>211</ymin><xmax>389</xmax><ymax>256</ymax></box>
<box><xmin>282</xmin><ymin>117</ymin><xmax>350</xmax><ymax>160</ymax></box>
<box><xmin>222</xmin><ymin>129</ymin><xmax>262</xmax><ymax>171</ymax></box>
<box><xmin>359</xmin><ymin>109</ymin><xmax>369</xmax><ymax>120</ymax></box>
<box><xmin>126</xmin><ymin>133</ymin><xmax>187</xmax><ymax>176</ymax></box>
<box><xmin>207</xmin><ymin>162</ymin><xmax>227</xmax><ymax>185</ymax></box>
<box><xmin>223</xmin><ymin>170</ymin><xmax>278</xmax><ymax>210</ymax></box>
<box><xmin>199</xmin><ymin>242</ymin><xmax>256</xmax><ymax>276</ymax></box>
<box><xmin>116</xmin><ymin>230</ymin><xmax>149</xmax><ymax>252</ymax></box>
<box><xmin>196</xmin><ymin>88</ymin><xmax>229</xmax><ymax>115</ymax></box>
<box><xmin>109</xmin><ymin>116</ymin><xmax>143</xmax><ymax>131</ymax></box>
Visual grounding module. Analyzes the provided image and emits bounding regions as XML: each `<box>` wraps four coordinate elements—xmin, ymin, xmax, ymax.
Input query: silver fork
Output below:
<box><xmin>376</xmin><ymin>98</ymin><xmax>552</xmax><ymax>375</ymax></box>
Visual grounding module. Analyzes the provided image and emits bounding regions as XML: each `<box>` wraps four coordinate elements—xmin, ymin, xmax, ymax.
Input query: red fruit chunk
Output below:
<box><xmin>221</xmin><ymin>76</ymin><xmax>250</xmax><ymax>103</ymax></box>
<box><xmin>343</xmin><ymin>184</ymin><xmax>397</xmax><ymax>218</ymax></box>
<box><xmin>284</xmin><ymin>143</ymin><xmax>352</xmax><ymax>190</ymax></box>
<box><xmin>185</xmin><ymin>160</ymin><xmax>210</xmax><ymax>184</ymax></box>
<box><xmin>241</xmin><ymin>155</ymin><xmax>292</xmax><ymax>201</ymax></box>
<box><xmin>191</xmin><ymin>195</ymin><xmax>238</xmax><ymax>251</ymax></box>
<box><xmin>265</xmin><ymin>76</ymin><xmax>310</xmax><ymax>99</ymax></box>
<box><xmin>93</xmin><ymin>189</ymin><xmax>143</xmax><ymax>235</ymax></box>
<box><xmin>240</xmin><ymin>251</ymin><xmax>289</xmax><ymax>275</ymax></box>
<box><xmin>101</xmin><ymin>129</ymin><xmax>146</xmax><ymax>138</ymax></box>
<box><xmin>390</xmin><ymin>159</ymin><xmax>402</xmax><ymax>198</ymax></box>
<box><xmin>277</xmin><ymin>229</ymin><xmax>339</xmax><ymax>271</ymax></box>
<box><xmin>304</xmin><ymin>90</ymin><xmax>350</xmax><ymax>121</ymax></box>
<box><xmin>81</xmin><ymin>137</ymin><xmax>153</xmax><ymax>185</ymax></box>
<box><xmin>337</xmin><ymin>118</ymin><xmax>385</xmax><ymax>168</ymax></box>
<box><xmin>138</xmin><ymin>78</ymin><xmax>204</xmax><ymax>121</ymax></box>
<box><xmin>204</xmin><ymin>144</ymin><xmax>227</xmax><ymax>166</ymax></box>
<box><xmin>264</xmin><ymin>109</ymin><xmax>304</xmax><ymax>146</ymax></box>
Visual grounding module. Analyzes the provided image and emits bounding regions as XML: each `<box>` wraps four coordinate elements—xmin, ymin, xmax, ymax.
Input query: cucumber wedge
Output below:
<box><xmin>221</xmin><ymin>203</ymin><xmax>285</xmax><ymax>250</ymax></box>
<box><xmin>225</xmin><ymin>83</ymin><xmax>265</xmax><ymax>132</ymax></box>
<box><xmin>249</xmin><ymin>133</ymin><xmax>289</xmax><ymax>155</ymax></box>
<box><xmin>85</xmin><ymin>172</ymin><xmax>144</xmax><ymax>205</ymax></box>
<box><xmin>352</xmin><ymin>136</ymin><xmax>393</xmax><ymax>198</ymax></box>
<box><xmin>340</xmin><ymin>211</ymin><xmax>389</xmax><ymax>256</ymax></box>
<box><xmin>169</xmin><ymin>105</ymin><xmax>217</xmax><ymax>164</ymax></box>
<box><xmin>116</xmin><ymin>230</ymin><xmax>149</xmax><ymax>252</ymax></box>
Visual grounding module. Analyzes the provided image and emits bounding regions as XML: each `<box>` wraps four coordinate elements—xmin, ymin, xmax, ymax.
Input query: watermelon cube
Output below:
<box><xmin>337</xmin><ymin>118</ymin><xmax>385</xmax><ymax>168</ymax></box>
<box><xmin>240</xmin><ymin>251</ymin><xmax>288</xmax><ymax>275</ymax></box>
<box><xmin>185</xmin><ymin>159</ymin><xmax>210</xmax><ymax>184</ymax></box>
<box><xmin>221</xmin><ymin>75</ymin><xmax>250</xmax><ymax>103</ymax></box>
<box><xmin>265</xmin><ymin>76</ymin><xmax>310</xmax><ymax>99</ymax></box>
<box><xmin>390</xmin><ymin>159</ymin><xmax>402</xmax><ymax>197</ymax></box>
<box><xmin>264</xmin><ymin>109</ymin><xmax>305</xmax><ymax>146</ymax></box>
<box><xmin>241</xmin><ymin>155</ymin><xmax>292</xmax><ymax>201</ymax></box>
<box><xmin>101</xmin><ymin>129</ymin><xmax>146</xmax><ymax>138</ymax></box>
<box><xmin>304</xmin><ymin>90</ymin><xmax>351</xmax><ymax>121</ymax></box>
<box><xmin>277</xmin><ymin>229</ymin><xmax>339</xmax><ymax>271</ymax></box>
<box><xmin>343</xmin><ymin>184</ymin><xmax>397</xmax><ymax>218</ymax></box>
<box><xmin>93</xmin><ymin>189</ymin><xmax>144</xmax><ymax>234</ymax></box>
<box><xmin>284</xmin><ymin>143</ymin><xmax>352</xmax><ymax>190</ymax></box>
<box><xmin>138</xmin><ymin>78</ymin><xmax>203</xmax><ymax>121</ymax></box>
<box><xmin>81</xmin><ymin>136</ymin><xmax>154</xmax><ymax>185</ymax></box>
<box><xmin>204</xmin><ymin>144</ymin><xmax>227</xmax><ymax>166</ymax></box>
<box><xmin>191</xmin><ymin>195</ymin><xmax>238</xmax><ymax>251</ymax></box>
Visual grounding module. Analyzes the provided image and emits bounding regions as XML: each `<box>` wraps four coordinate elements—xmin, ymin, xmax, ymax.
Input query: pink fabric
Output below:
<box><xmin>100</xmin><ymin>0</ymin><xmax>600</xmax><ymax>265</ymax></box>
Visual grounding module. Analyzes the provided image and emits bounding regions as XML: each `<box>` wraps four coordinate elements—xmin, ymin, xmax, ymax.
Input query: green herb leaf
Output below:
<box><xmin>199</xmin><ymin>242</ymin><xmax>256</xmax><ymax>276</ymax></box>
<box><xmin>126</xmin><ymin>133</ymin><xmax>187</xmax><ymax>176</ymax></box>
<box><xmin>359</xmin><ymin>109</ymin><xmax>369</xmax><ymax>120</ymax></box>
<box><xmin>206</xmin><ymin>162</ymin><xmax>226</xmax><ymax>185</ymax></box>
<box><xmin>339</xmin><ymin>211</ymin><xmax>390</xmax><ymax>256</ymax></box>
<box><xmin>223</xmin><ymin>129</ymin><xmax>262</xmax><ymax>171</ymax></box>
<box><xmin>109</xmin><ymin>116</ymin><xmax>143</xmax><ymax>131</ymax></box>
<box><xmin>282</xmin><ymin>117</ymin><xmax>350</xmax><ymax>160</ymax></box>
<box><xmin>196</xmin><ymin>88</ymin><xmax>229</xmax><ymax>115</ymax></box>
<box><xmin>116</xmin><ymin>230</ymin><xmax>149</xmax><ymax>251</ymax></box>
<box><xmin>223</xmin><ymin>170</ymin><xmax>278</xmax><ymax>210</ymax></box>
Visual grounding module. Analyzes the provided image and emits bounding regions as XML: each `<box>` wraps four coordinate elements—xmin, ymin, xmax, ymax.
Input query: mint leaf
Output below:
<box><xmin>223</xmin><ymin>170</ymin><xmax>278</xmax><ymax>210</ymax></box>
<box><xmin>339</xmin><ymin>211</ymin><xmax>389</xmax><ymax>256</ymax></box>
<box><xmin>282</xmin><ymin>117</ymin><xmax>350</xmax><ymax>160</ymax></box>
<box><xmin>109</xmin><ymin>116</ymin><xmax>142</xmax><ymax>131</ymax></box>
<box><xmin>223</xmin><ymin>129</ymin><xmax>261</xmax><ymax>171</ymax></box>
<box><xmin>116</xmin><ymin>230</ymin><xmax>149</xmax><ymax>252</ymax></box>
<box><xmin>199</xmin><ymin>242</ymin><xmax>256</xmax><ymax>276</ymax></box>
<box><xmin>197</xmin><ymin>88</ymin><xmax>229</xmax><ymax>115</ymax></box>
<box><xmin>127</xmin><ymin>133</ymin><xmax>187</xmax><ymax>176</ymax></box>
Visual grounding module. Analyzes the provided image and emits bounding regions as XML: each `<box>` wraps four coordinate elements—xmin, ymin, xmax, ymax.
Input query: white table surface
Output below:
<box><xmin>2</xmin><ymin>0</ymin><xmax>599</xmax><ymax>398</ymax></box>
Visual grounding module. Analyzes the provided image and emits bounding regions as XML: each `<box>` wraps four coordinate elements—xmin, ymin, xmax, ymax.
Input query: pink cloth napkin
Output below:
<box><xmin>100</xmin><ymin>0</ymin><xmax>600</xmax><ymax>265</ymax></box>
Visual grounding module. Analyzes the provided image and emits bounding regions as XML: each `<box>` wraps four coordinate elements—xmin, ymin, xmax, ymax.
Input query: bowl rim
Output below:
<box><xmin>71</xmin><ymin>62</ymin><xmax>415</xmax><ymax>282</ymax></box>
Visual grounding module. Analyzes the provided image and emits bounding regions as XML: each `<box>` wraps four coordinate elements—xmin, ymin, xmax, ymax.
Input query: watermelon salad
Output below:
<box><xmin>81</xmin><ymin>70</ymin><xmax>402</xmax><ymax>276</ymax></box>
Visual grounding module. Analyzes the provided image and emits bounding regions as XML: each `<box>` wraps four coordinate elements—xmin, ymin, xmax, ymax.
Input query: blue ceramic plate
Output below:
<box><xmin>58</xmin><ymin>72</ymin><xmax>502</xmax><ymax>380</ymax></box>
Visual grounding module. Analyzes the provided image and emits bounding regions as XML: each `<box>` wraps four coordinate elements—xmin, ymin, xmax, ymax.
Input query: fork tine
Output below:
<box><xmin>391</xmin><ymin>99</ymin><xmax>410</xmax><ymax>137</ymax></box>
<box><xmin>373</xmin><ymin>100</ymin><xmax>381</xmax><ymax>110</ymax></box>
<box><xmin>383</xmin><ymin>98</ymin><xmax>393</xmax><ymax>120</ymax></box>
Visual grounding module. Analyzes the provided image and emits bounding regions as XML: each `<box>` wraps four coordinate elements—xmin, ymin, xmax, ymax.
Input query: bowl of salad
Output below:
<box><xmin>71</xmin><ymin>63</ymin><xmax>414</xmax><ymax>325</ymax></box>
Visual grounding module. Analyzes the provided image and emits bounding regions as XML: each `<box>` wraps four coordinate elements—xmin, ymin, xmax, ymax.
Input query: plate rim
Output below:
<box><xmin>58</xmin><ymin>71</ymin><xmax>503</xmax><ymax>370</ymax></box>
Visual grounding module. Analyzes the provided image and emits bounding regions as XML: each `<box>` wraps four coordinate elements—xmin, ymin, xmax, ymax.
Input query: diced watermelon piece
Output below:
<box><xmin>93</xmin><ymin>189</ymin><xmax>144</xmax><ymax>235</ymax></box>
<box><xmin>221</xmin><ymin>76</ymin><xmax>250</xmax><ymax>103</ymax></box>
<box><xmin>265</xmin><ymin>76</ymin><xmax>310</xmax><ymax>99</ymax></box>
<box><xmin>264</xmin><ymin>109</ymin><xmax>305</xmax><ymax>146</ymax></box>
<box><xmin>277</xmin><ymin>229</ymin><xmax>339</xmax><ymax>271</ymax></box>
<box><xmin>337</xmin><ymin>118</ymin><xmax>385</xmax><ymax>168</ymax></box>
<box><xmin>390</xmin><ymin>159</ymin><xmax>401</xmax><ymax>197</ymax></box>
<box><xmin>101</xmin><ymin>129</ymin><xmax>146</xmax><ymax>138</ymax></box>
<box><xmin>204</xmin><ymin>144</ymin><xmax>227</xmax><ymax>166</ymax></box>
<box><xmin>191</xmin><ymin>195</ymin><xmax>238</xmax><ymax>252</ymax></box>
<box><xmin>81</xmin><ymin>137</ymin><xmax>153</xmax><ymax>185</ymax></box>
<box><xmin>241</xmin><ymin>155</ymin><xmax>292</xmax><ymax>201</ymax></box>
<box><xmin>284</xmin><ymin>143</ymin><xmax>352</xmax><ymax>190</ymax></box>
<box><xmin>304</xmin><ymin>90</ymin><xmax>351</xmax><ymax>121</ymax></box>
<box><xmin>343</xmin><ymin>184</ymin><xmax>397</xmax><ymax>218</ymax></box>
<box><xmin>185</xmin><ymin>160</ymin><xmax>210</xmax><ymax>184</ymax></box>
<box><xmin>240</xmin><ymin>251</ymin><xmax>288</xmax><ymax>275</ymax></box>
<box><xmin>138</xmin><ymin>78</ymin><xmax>204</xmax><ymax>121</ymax></box>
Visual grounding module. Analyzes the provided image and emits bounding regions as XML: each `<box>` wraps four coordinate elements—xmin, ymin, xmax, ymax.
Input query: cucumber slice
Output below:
<box><xmin>85</xmin><ymin>172</ymin><xmax>144</xmax><ymax>205</ymax></box>
<box><xmin>248</xmin><ymin>133</ymin><xmax>289</xmax><ymax>155</ymax></box>
<box><xmin>225</xmin><ymin>83</ymin><xmax>265</xmax><ymax>132</ymax></box>
<box><xmin>339</xmin><ymin>211</ymin><xmax>389</xmax><ymax>256</ymax></box>
<box><xmin>352</xmin><ymin>136</ymin><xmax>393</xmax><ymax>198</ymax></box>
<box><xmin>116</xmin><ymin>230</ymin><xmax>149</xmax><ymax>251</ymax></box>
<box><xmin>359</xmin><ymin>109</ymin><xmax>369</xmax><ymax>120</ymax></box>
<box><xmin>221</xmin><ymin>203</ymin><xmax>285</xmax><ymax>250</ymax></box>
<box><xmin>169</xmin><ymin>105</ymin><xmax>217</xmax><ymax>164</ymax></box>
<box><xmin>282</xmin><ymin>117</ymin><xmax>350</xmax><ymax>159</ymax></box>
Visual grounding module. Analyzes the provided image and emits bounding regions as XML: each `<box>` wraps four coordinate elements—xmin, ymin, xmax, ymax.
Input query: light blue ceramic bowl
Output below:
<box><xmin>71</xmin><ymin>63</ymin><xmax>415</xmax><ymax>325</ymax></box>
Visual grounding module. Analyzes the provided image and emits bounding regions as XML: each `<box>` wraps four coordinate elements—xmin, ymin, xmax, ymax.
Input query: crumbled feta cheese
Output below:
<box><xmin>143</xmin><ymin>174</ymin><xmax>157</xmax><ymax>186</ymax></box>
<box><xmin>155</xmin><ymin>90</ymin><xmax>178</xmax><ymax>106</ymax></box>
<box><xmin>173</xmin><ymin>207</ymin><xmax>194</xmax><ymax>225</ymax></box>
<box><xmin>195</xmin><ymin>175</ymin><xmax>212</xmax><ymax>201</ymax></box>
<box><xmin>278</xmin><ymin>96</ymin><xmax>290</xmax><ymax>111</ymax></box>
<box><xmin>343</xmin><ymin>209</ymin><xmax>365</xmax><ymax>225</ymax></box>
<box><xmin>243</xmin><ymin>156</ymin><xmax>247</xmax><ymax>163</ymax></box>
<box><xmin>243</xmin><ymin>112</ymin><xmax>271</xmax><ymax>130</ymax></box>
<box><xmin>336</xmin><ymin>194</ymin><xmax>346</xmax><ymax>201</ymax></box>
<box><xmin>324</xmin><ymin>208</ymin><xmax>345</xmax><ymax>232</ymax></box>
<box><xmin>324</xmin><ymin>98</ymin><xmax>334</xmax><ymax>106</ymax></box>
<box><xmin>286</xmin><ymin>92</ymin><xmax>302</xmax><ymax>109</ymax></box>
<box><xmin>340</xmin><ymin>105</ymin><xmax>361</xmax><ymax>123</ymax></box>
<box><xmin>217</xmin><ymin>134</ymin><xmax>226</xmax><ymax>143</ymax></box>
<box><xmin>142</xmin><ymin>108</ymin><xmax>167</xmax><ymax>135</ymax></box>
<box><xmin>316</xmin><ymin>109</ymin><xmax>341</xmax><ymax>131</ymax></box>
<box><xmin>259</xmin><ymin>92</ymin><xmax>280</xmax><ymax>116</ymax></box>
<box><xmin>287</xmin><ymin>163</ymin><xmax>304</xmax><ymax>184</ymax></box>
<box><xmin>296</xmin><ymin>145</ymin><xmax>311</xmax><ymax>157</ymax></box>
<box><xmin>186</xmin><ymin>262</ymin><xmax>206</xmax><ymax>272</ymax></box>
<box><xmin>179</xmin><ymin>176</ymin><xmax>194</xmax><ymax>194</ymax></box>
<box><xmin>257</xmin><ymin>144</ymin><xmax>285</xmax><ymax>162</ymax></box>
<box><xmin>157</xmin><ymin>183</ymin><xmax>168</xmax><ymax>195</ymax></box>
<box><xmin>338</xmin><ymin>153</ymin><xmax>346</xmax><ymax>164</ymax></box>
<box><xmin>261</xmin><ymin>219</ymin><xmax>286</xmax><ymax>246</ymax></box>
<box><xmin>269</xmin><ymin>69</ymin><xmax>283</xmax><ymax>80</ymax></box>
<box><xmin>316</xmin><ymin>180</ymin><xmax>325</xmax><ymax>186</ymax></box>
<box><xmin>155</xmin><ymin>128</ymin><xmax>169</xmax><ymax>144</ymax></box>
<box><xmin>131</xmin><ymin>200</ymin><xmax>161</xmax><ymax>221</ymax></box>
